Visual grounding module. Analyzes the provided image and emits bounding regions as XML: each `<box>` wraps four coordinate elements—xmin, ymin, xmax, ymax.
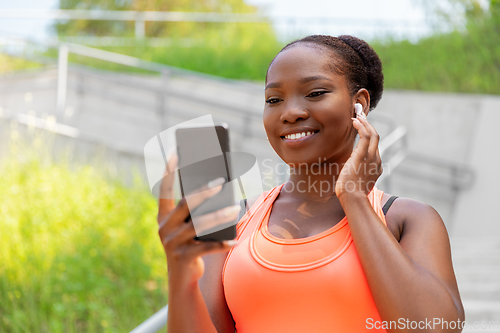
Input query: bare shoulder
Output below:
<box><xmin>381</xmin><ymin>193</ymin><xmax>446</xmax><ymax>242</ymax></box>
<box><xmin>381</xmin><ymin>193</ymin><xmax>464</xmax><ymax>317</ymax></box>
<box><xmin>382</xmin><ymin>192</ymin><xmax>445</xmax><ymax>226</ymax></box>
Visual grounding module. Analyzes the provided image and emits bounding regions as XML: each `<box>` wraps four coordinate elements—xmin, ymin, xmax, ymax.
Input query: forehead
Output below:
<box><xmin>267</xmin><ymin>43</ymin><xmax>338</xmax><ymax>82</ymax></box>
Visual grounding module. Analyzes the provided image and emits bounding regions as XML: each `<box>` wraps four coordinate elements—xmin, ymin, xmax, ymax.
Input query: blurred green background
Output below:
<box><xmin>0</xmin><ymin>0</ymin><xmax>499</xmax><ymax>332</ymax></box>
<box><xmin>0</xmin><ymin>139</ymin><xmax>165</xmax><ymax>332</ymax></box>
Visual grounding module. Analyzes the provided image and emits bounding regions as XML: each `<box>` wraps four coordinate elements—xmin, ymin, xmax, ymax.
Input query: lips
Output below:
<box><xmin>282</xmin><ymin>131</ymin><xmax>316</xmax><ymax>140</ymax></box>
<box><xmin>280</xmin><ymin>130</ymin><xmax>319</xmax><ymax>145</ymax></box>
<box><xmin>280</xmin><ymin>127</ymin><xmax>319</xmax><ymax>137</ymax></box>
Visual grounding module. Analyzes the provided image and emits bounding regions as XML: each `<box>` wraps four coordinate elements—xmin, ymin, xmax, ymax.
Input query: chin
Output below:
<box><xmin>282</xmin><ymin>153</ymin><xmax>324</xmax><ymax>168</ymax></box>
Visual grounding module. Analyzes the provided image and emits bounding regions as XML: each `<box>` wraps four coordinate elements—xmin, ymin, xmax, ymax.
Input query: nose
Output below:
<box><xmin>280</xmin><ymin>100</ymin><xmax>309</xmax><ymax>124</ymax></box>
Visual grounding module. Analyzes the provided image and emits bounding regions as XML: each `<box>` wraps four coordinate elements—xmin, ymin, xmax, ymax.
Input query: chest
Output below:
<box><xmin>223</xmin><ymin>219</ymin><xmax>386</xmax><ymax>332</ymax></box>
<box><xmin>267</xmin><ymin>204</ymin><xmax>345</xmax><ymax>239</ymax></box>
<box><xmin>267</xmin><ymin>197</ymin><xmax>401</xmax><ymax>241</ymax></box>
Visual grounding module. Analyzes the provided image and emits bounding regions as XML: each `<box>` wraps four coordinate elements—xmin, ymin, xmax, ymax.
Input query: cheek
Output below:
<box><xmin>318</xmin><ymin>99</ymin><xmax>352</xmax><ymax>126</ymax></box>
<box><xmin>262</xmin><ymin>108</ymin><xmax>277</xmax><ymax>135</ymax></box>
<box><xmin>318</xmin><ymin>105</ymin><xmax>355</xmax><ymax>144</ymax></box>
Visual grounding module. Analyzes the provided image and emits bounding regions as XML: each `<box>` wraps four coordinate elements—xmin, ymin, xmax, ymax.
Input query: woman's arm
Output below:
<box><xmin>339</xmin><ymin>194</ymin><xmax>464</xmax><ymax>332</ymax></box>
<box><xmin>336</xmin><ymin>115</ymin><xmax>465</xmax><ymax>332</ymax></box>
<box><xmin>199</xmin><ymin>252</ymin><xmax>236</xmax><ymax>333</ymax></box>
<box><xmin>199</xmin><ymin>195</ymin><xmax>258</xmax><ymax>333</ymax></box>
<box><xmin>157</xmin><ymin>154</ymin><xmax>239</xmax><ymax>333</ymax></box>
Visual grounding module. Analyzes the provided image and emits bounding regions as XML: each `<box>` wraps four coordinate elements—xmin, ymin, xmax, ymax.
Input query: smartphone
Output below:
<box><xmin>175</xmin><ymin>124</ymin><xmax>237</xmax><ymax>241</ymax></box>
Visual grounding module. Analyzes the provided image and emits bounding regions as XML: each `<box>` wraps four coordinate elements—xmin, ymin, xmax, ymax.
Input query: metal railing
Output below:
<box><xmin>129</xmin><ymin>305</ymin><xmax>169</xmax><ymax>333</ymax></box>
<box><xmin>0</xmin><ymin>9</ymin><xmax>434</xmax><ymax>39</ymax></box>
<box><xmin>378</xmin><ymin>125</ymin><xmax>408</xmax><ymax>189</ymax></box>
<box><xmin>50</xmin><ymin>40</ymin><xmax>263</xmax><ymax>120</ymax></box>
<box><xmin>375</xmin><ymin>123</ymin><xmax>474</xmax><ymax>194</ymax></box>
<box><xmin>0</xmin><ymin>9</ymin><xmax>270</xmax><ymax>39</ymax></box>
<box><xmin>0</xmin><ymin>35</ymin><xmax>265</xmax><ymax>138</ymax></box>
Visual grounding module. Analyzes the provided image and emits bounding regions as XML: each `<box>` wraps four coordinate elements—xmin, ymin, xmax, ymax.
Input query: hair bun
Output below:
<box><xmin>337</xmin><ymin>35</ymin><xmax>384</xmax><ymax>109</ymax></box>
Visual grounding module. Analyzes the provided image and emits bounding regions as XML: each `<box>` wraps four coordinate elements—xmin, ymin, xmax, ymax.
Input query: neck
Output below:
<box><xmin>282</xmin><ymin>155</ymin><xmax>348</xmax><ymax>200</ymax></box>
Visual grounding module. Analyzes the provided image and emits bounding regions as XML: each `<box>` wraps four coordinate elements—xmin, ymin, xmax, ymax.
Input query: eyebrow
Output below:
<box><xmin>265</xmin><ymin>82</ymin><xmax>281</xmax><ymax>90</ymax></box>
<box><xmin>299</xmin><ymin>75</ymin><xmax>333</xmax><ymax>84</ymax></box>
<box><xmin>265</xmin><ymin>75</ymin><xmax>333</xmax><ymax>90</ymax></box>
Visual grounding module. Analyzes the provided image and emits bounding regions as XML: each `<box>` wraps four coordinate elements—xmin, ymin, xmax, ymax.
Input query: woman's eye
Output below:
<box><xmin>266</xmin><ymin>98</ymin><xmax>281</xmax><ymax>104</ymax></box>
<box><xmin>307</xmin><ymin>91</ymin><xmax>328</xmax><ymax>98</ymax></box>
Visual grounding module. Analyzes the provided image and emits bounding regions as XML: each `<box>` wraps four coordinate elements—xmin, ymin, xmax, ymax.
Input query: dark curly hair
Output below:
<box><xmin>267</xmin><ymin>35</ymin><xmax>384</xmax><ymax>110</ymax></box>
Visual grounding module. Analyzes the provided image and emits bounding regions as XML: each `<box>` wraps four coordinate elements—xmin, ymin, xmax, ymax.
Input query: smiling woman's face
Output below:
<box><xmin>264</xmin><ymin>43</ymin><xmax>358</xmax><ymax>167</ymax></box>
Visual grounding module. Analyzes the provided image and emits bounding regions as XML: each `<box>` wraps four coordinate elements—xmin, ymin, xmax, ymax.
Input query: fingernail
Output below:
<box><xmin>208</xmin><ymin>177</ymin><xmax>225</xmax><ymax>188</ymax></box>
<box><xmin>357</xmin><ymin>112</ymin><xmax>367</xmax><ymax>120</ymax></box>
<box><xmin>225</xmin><ymin>240</ymin><xmax>238</xmax><ymax>246</ymax></box>
<box><xmin>224</xmin><ymin>205</ymin><xmax>241</xmax><ymax>217</ymax></box>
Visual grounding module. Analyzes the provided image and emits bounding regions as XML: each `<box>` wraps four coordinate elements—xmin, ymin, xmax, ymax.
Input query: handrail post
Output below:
<box><xmin>135</xmin><ymin>13</ymin><xmax>146</xmax><ymax>38</ymax></box>
<box><xmin>159</xmin><ymin>69</ymin><xmax>170</xmax><ymax>130</ymax></box>
<box><xmin>56</xmin><ymin>44</ymin><xmax>69</xmax><ymax>118</ymax></box>
<box><xmin>129</xmin><ymin>304</ymin><xmax>168</xmax><ymax>333</ymax></box>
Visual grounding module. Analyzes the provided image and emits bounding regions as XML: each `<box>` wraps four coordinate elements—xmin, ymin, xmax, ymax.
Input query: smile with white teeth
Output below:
<box><xmin>284</xmin><ymin>131</ymin><xmax>316</xmax><ymax>140</ymax></box>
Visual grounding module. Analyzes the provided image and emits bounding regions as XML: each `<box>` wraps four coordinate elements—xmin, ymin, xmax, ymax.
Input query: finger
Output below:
<box><xmin>351</xmin><ymin>118</ymin><xmax>370</xmax><ymax>161</ymax></box>
<box><xmin>158</xmin><ymin>196</ymin><xmax>190</xmax><ymax>233</ymax></box>
<box><xmin>160</xmin><ymin>150</ymin><xmax>178</xmax><ymax>198</ymax></box>
<box><xmin>375</xmin><ymin>149</ymin><xmax>383</xmax><ymax>174</ymax></box>
<box><xmin>357</xmin><ymin>116</ymin><xmax>380</xmax><ymax>161</ymax></box>
<box><xmin>161</xmin><ymin>219</ymin><xmax>196</xmax><ymax>247</ymax></box>
<box><xmin>160</xmin><ymin>177</ymin><xmax>226</xmax><ymax>231</ymax></box>
<box><xmin>190</xmin><ymin>205</ymin><xmax>241</xmax><ymax>237</ymax></box>
<box><xmin>158</xmin><ymin>150</ymin><xmax>179</xmax><ymax>220</ymax></box>
<box><xmin>163</xmin><ymin>204</ymin><xmax>240</xmax><ymax>248</ymax></box>
<box><xmin>183</xmin><ymin>177</ymin><xmax>227</xmax><ymax>211</ymax></box>
<box><xmin>182</xmin><ymin>239</ymin><xmax>238</xmax><ymax>259</ymax></box>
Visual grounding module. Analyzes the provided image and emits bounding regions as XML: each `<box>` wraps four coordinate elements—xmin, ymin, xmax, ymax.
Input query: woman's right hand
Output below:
<box><xmin>157</xmin><ymin>152</ymin><xmax>240</xmax><ymax>285</ymax></box>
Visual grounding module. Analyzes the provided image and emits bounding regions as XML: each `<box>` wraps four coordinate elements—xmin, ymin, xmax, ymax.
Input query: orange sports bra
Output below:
<box><xmin>222</xmin><ymin>184</ymin><xmax>389</xmax><ymax>332</ymax></box>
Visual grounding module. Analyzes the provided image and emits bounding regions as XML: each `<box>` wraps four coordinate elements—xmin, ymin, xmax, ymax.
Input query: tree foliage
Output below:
<box><xmin>375</xmin><ymin>0</ymin><xmax>500</xmax><ymax>94</ymax></box>
<box><xmin>54</xmin><ymin>0</ymin><xmax>259</xmax><ymax>37</ymax></box>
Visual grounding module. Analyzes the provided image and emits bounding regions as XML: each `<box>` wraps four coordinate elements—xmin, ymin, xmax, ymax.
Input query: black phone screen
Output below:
<box><xmin>176</xmin><ymin>125</ymin><xmax>236</xmax><ymax>241</ymax></box>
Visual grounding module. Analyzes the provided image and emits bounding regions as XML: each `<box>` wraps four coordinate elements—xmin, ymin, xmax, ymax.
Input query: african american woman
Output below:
<box><xmin>157</xmin><ymin>35</ymin><xmax>465</xmax><ymax>333</ymax></box>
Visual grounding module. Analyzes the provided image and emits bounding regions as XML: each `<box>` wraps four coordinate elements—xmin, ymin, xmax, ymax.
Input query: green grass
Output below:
<box><xmin>0</xmin><ymin>144</ymin><xmax>168</xmax><ymax>332</ymax></box>
<box><xmin>56</xmin><ymin>27</ymin><xmax>500</xmax><ymax>95</ymax></box>
<box><xmin>0</xmin><ymin>54</ymin><xmax>41</xmax><ymax>74</ymax></box>
<box><xmin>373</xmin><ymin>29</ymin><xmax>500</xmax><ymax>95</ymax></box>
<box><xmin>56</xmin><ymin>25</ymin><xmax>283</xmax><ymax>81</ymax></box>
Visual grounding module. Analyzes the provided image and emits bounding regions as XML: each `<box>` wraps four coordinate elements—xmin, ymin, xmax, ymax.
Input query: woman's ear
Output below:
<box><xmin>354</xmin><ymin>88</ymin><xmax>370</xmax><ymax>116</ymax></box>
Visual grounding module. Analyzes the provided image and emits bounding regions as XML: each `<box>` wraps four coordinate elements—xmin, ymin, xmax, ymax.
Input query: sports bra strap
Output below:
<box><xmin>382</xmin><ymin>195</ymin><xmax>398</xmax><ymax>216</ymax></box>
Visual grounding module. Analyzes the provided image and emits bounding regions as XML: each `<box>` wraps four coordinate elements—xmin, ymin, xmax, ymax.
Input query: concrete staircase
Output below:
<box><xmin>0</xmin><ymin>65</ymin><xmax>284</xmax><ymax>187</ymax></box>
<box><xmin>452</xmin><ymin>237</ymin><xmax>500</xmax><ymax>331</ymax></box>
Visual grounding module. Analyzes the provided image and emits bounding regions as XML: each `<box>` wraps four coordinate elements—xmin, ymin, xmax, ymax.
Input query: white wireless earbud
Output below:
<box><xmin>355</xmin><ymin>103</ymin><xmax>366</xmax><ymax>119</ymax></box>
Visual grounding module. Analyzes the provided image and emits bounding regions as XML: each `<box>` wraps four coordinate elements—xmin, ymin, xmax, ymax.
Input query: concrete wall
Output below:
<box><xmin>375</xmin><ymin>90</ymin><xmax>500</xmax><ymax>238</ymax></box>
<box><xmin>452</xmin><ymin>96</ymin><xmax>500</xmax><ymax>238</ymax></box>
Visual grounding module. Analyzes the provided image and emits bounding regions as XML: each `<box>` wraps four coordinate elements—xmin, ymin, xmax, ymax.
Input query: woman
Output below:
<box><xmin>157</xmin><ymin>35</ymin><xmax>465</xmax><ymax>332</ymax></box>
